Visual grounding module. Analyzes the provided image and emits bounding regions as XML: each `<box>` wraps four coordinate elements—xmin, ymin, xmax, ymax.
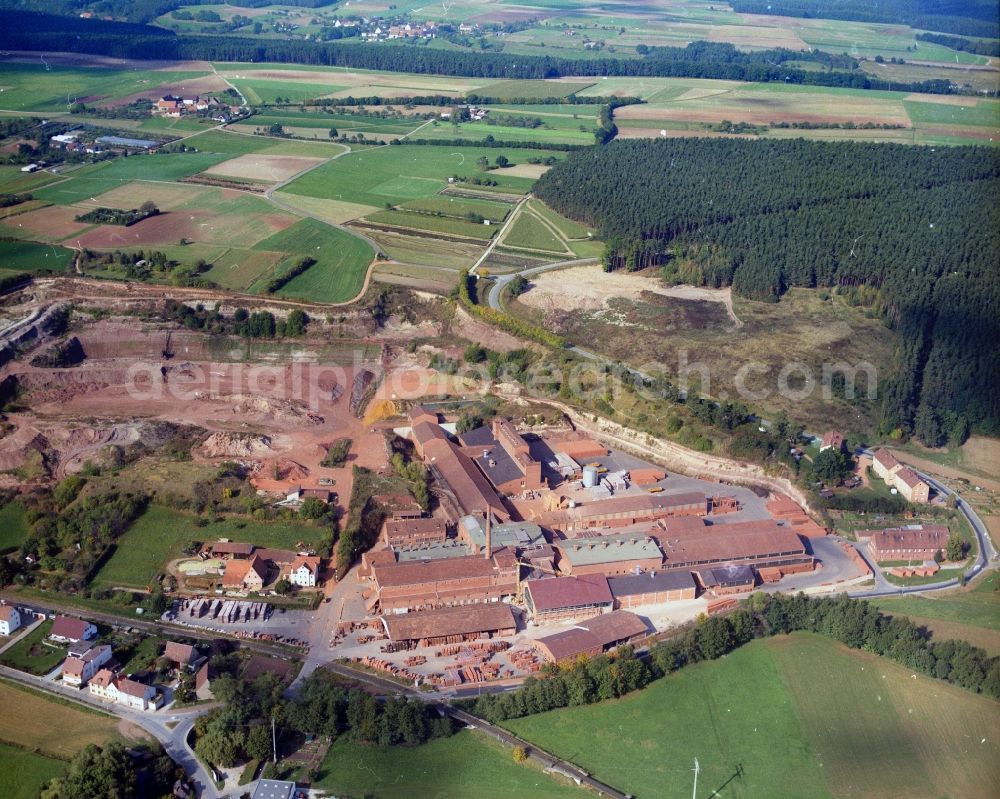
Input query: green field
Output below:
<box><xmin>502</xmin><ymin>209</ymin><xmax>568</xmax><ymax>253</ymax></box>
<box><xmin>0</xmin><ymin>501</ymin><xmax>29</xmax><ymax>551</ymax></box>
<box><xmin>505</xmin><ymin>633</ymin><xmax>1000</xmax><ymax>799</ymax></box>
<box><xmin>315</xmin><ymin>730</ymin><xmax>587</xmax><ymax>799</ymax></box>
<box><xmin>0</xmin><ymin>63</ymin><xmax>211</xmax><ymax>112</ymax></box>
<box><xmin>366</xmin><ymin>208</ymin><xmax>495</xmax><ymax>240</ymax></box>
<box><xmin>419</xmin><ymin>120</ymin><xmax>595</xmax><ymax>145</ymax></box>
<box><xmin>400</xmin><ymin>194</ymin><xmax>511</xmax><ymax>220</ymax></box>
<box><xmin>34</xmin><ymin>153</ymin><xmax>231</xmax><ymax>205</ymax></box>
<box><xmin>251</xmin><ymin>218</ymin><xmax>374</xmax><ymax>302</ymax></box>
<box><xmin>873</xmin><ymin>571</ymin><xmax>1000</xmax><ymax>632</ymax></box>
<box><xmin>282</xmin><ymin>144</ymin><xmax>558</xmax><ymax>207</ymax></box>
<box><xmin>91</xmin><ymin>504</ymin><xmax>331</xmax><ymax>590</ymax></box>
<box><xmin>903</xmin><ymin>99</ymin><xmax>1000</xmax><ymax>128</ymax></box>
<box><xmin>476</xmin><ymin>79</ymin><xmax>595</xmax><ymax>99</ymax></box>
<box><xmin>0</xmin><ymin>239</ymin><xmax>73</xmax><ymax>272</ymax></box>
<box><xmin>0</xmin><ymin>621</ymin><xmax>66</xmax><ymax>676</ymax></box>
<box><xmin>529</xmin><ymin>199</ymin><xmax>595</xmax><ymax>240</ymax></box>
<box><xmin>0</xmin><ymin>742</ymin><xmax>65</xmax><ymax>799</ymax></box>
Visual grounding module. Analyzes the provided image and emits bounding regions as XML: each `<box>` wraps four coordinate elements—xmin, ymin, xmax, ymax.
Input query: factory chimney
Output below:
<box><xmin>485</xmin><ymin>512</ymin><xmax>492</xmax><ymax>559</ymax></box>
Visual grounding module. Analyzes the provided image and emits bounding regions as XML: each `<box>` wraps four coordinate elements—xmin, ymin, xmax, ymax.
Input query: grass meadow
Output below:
<box><xmin>502</xmin><ymin>210</ymin><xmax>570</xmax><ymax>254</ymax></box>
<box><xmin>0</xmin><ymin>621</ymin><xmax>66</xmax><ymax>676</ymax></box>
<box><xmin>91</xmin><ymin>504</ymin><xmax>331</xmax><ymax>590</ymax></box>
<box><xmin>281</xmin><ymin>144</ymin><xmax>555</xmax><ymax>207</ymax></box>
<box><xmin>0</xmin><ymin>501</ymin><xmax>29</xmax><ymax>551</ymax></box>
<box><xmin>366</xmin><ymin>209</ymin><xmax>495</xmax><ymax>240</ymax></box>
<box><xmin>252</xmin><ymin>218</ymin><xmax>374</xmax><ymax>302</ymax></box>
<box><xmin>506</xmin><ymin>633</ymin><xmax>1000</xmax><ymax>799</ymax></box>
<box><xmin>315</xmin><ymin>729</ymin><xmax>588</xmax><ymax>799</ymax></box>
<box><xmin>0</xmin><ymin>742</ymin><xmax>65</xmax><ymax>799</ymax></box>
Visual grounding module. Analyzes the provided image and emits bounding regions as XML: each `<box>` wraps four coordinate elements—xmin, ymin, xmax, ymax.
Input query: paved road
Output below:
<box><xmin>0</xmin><ymin>661</ymin><xmax>221</xmax><ymax>798</ymax></box>
<box><xmin>848</xmin><ymin>457</ymin><xmax>996</xmax><ymax>598</ymax></box>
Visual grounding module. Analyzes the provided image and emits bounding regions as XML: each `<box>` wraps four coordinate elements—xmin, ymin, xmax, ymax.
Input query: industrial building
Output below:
<box><xmin>533</xmin><ymin>610</ymin><xmax>648</xmax><ymax>663</ymax></box>
<box><xmin>554</xmin><ymin>534</ymin><xmax>664</xmax><ymax>577</ymax></box>
<box><xmin>381</xmin><ymin>603</ymin><xmax>517</xmax><ymax>647</ymax></box>
<box><xmin>368</xmin><ymin>549</ymin><xmax>519</xmax><ymax>612</ymax></box>
<box><xmin>658</xmin><ymin>519</ymin><xmax>811</xmax><ymax>572</ymax></box>
<box><xmin>457</xmin><ymin>515</ymin><xmax>547</xmax><ymax>555</ymax></box>
<box><xmin>524</xmin><ymin>575</ymin><xmax>614</xmax><ymax>623</ymax></box>
<box><xmin>543</xmin><ymin>491</ymin><xmax>709</xmax><ymax>534</ymax></box>
<box><xmin>382</xmin><ymin>517</ymin><xmax>448</xmax><ymax>548</ymax></box>
<box><xmin>607</xmin><ymin>570</ymin><xmax>698</xmax><ymax>608</ymax></box>
<box><xmin>421</xmin><ymin>436</ymin><xmax>510</xmax><ymax>523</ymax></box>
<box><xmin>459</xmin><ymin>419</ymin><xmax>545</xmax><ymax>494</ymax></box>
<box><xmin>696</xmin><ymin>564</ymin><xmax>756</xmax><ymax>595</ymax></box>
<box><xmin>862</xmin><ymin>524</ymin><xmax>949</xmax><ymax>562</ymax></box>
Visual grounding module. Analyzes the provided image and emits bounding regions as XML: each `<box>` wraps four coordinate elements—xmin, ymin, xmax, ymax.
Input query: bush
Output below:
<box><xmin>321</xmin><ymin>438</ymin><xmax>352</xmax><ymax>468</ymax></box>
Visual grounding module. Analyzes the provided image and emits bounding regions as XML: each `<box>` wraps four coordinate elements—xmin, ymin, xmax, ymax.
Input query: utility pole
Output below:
<box><xmin>692</xmin><ymin>757</ymin><xmax>700</xmax><ymax>799</ymax></box>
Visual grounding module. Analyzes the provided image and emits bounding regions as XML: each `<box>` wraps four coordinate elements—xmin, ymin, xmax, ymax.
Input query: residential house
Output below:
<box><xmin>283</xmin><ymin>555</ymin><xmax>321</xmax><ymax>588</ymax></box>
<box><xmin>819</xmin><ymin>431</ymin><xmax>846</xmax><ymax>452</ymax></box>
<box><xmin>164</xmin><ymin>641</ymin><xmax>197</xmax><ymax>670</ymax></box>
<box><xmin>49</xmin><ymin>616</ymin><xmax>97</xmax><ymax>644</ymax></box>
<box><xmin>61</xmin><ymin>644</ymin><xmax>112</xmax><ymax>687</ymax></box>
<box><xmin>222</xmin><ymin>555</ymin><xmax>268</xmax><ymax>591</ymax></box>
<box><xmin>0</xmin><ymin>605</ymin><xmax>21</xmax><ymax>636</ymax></box>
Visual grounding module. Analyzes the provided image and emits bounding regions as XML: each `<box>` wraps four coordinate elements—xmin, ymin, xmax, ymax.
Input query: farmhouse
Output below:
<box><xmin>870</xmin><ymin>450</ymin><xmax>930</xmax><ymax>503</ymax></box>
<box><xmin>61</xmin><ymin>644</ymin><xmax>112</xmax><ymax>687</ymax></box>
<box><xmin>164</xmin><ymin>641</ymin><xmax>197</xmax><ymax>669</ymax></box>
<box><xmin>49</xmin><ymin>616</ymin><xmax>97</xmax><ymax>644</ymax></box>
<box><xmin>607</xmin><ymin>570</ymin><xmax>698</xmax><ymax>608</ymax></box>
<box><xmin>0</xmin><ymin>605</ymin><xmax>21</xmax><ymax>636</ymax></box>
<box><xmin>872</xmin><ymin>448</ymin><xmax>902</xmax><ymax>481</ymax></box>
<box><xmin>534</xmin><ymin>610</ymin><xmax>648</xmax><ymax>663</ymax></box>
<box><xmin>381</xmin><ymin>603</ymin><xmax>517</xmax><ymax>647</ymax></box>
<box><xmin>383</xmin><ymin>517</ymin><xmax>448</xmax><ymax>548</ymax></box>
<box><xmin>222</xmin><ymin>555</ymin><xmax>268</xmax><ymax>591</ymax></box>
<box><xmin>524</xmin><ymin>575</ymin><xmax>614</xmax><ymax>623</ymax></box>
<box><xmin>210</xmin><ymin>541</ymin><xmax>255</xmax><ymax>559</ymax></box>
<box><xmin>368</xmin><ymin>549</ymin><xmax>519</xmax><ymax>612</ymax></box>
<box><xmin>282</xmin><ymin>555</ymin><xmax>321</xmax><ymax>587</ymax></box>
<box><xmin>554</xmin><ymin>534</ymin><xmax>664</xmax><ymax>577</ymax></box>
<box><xmin>894</xmin><ymin>467</ymin><xmax>930</xmax><ymax>503</ymax></box>
<box><xmin>863</xmin><ymin>524</ymin><xmax>949</xmax><ymax>562</ymax></box>
<box><xmin>544</xmin><ymin>491</ymin><xmax>708</xmax><ymax>534</ymax></box>
<box><xmin>819</xmin><ymin>430</ymin><xmax>846</xmax><ymax>452</ymax></box>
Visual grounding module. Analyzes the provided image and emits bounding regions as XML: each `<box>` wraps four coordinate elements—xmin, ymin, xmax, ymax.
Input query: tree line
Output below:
<box><xmin>0</xmin><ymin>11</ymin><xmax>985</xmax><ymax>97</ymax></box>
<box><xmin>465</xmin><ymin>592</ymin><xmax>1000</xmax><ymax>724</ymax></box>
<box><xmin>916</xmin><ymin>32</ymin><xmax>1000</xmax><ymax>58</ymax></box>
<box><xmin>533</xmin><ymin>138</ymin><xmax>1000</xmax><ymax>441</ymax></box>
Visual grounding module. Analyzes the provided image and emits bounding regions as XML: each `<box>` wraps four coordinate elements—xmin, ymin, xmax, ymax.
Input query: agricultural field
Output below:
<box><xmin>315</xmin><ymin>729</ymin><xmax>587</xmax><ymax>799</ymax></box>
<box><xmin>250</xmin><ymin>218</ymin><xmax>374</xmax><ymax>302</ymax></box>
<box><xmin>0</xmin><ymin>679</ymin><xmax>118</xmax><ymax>759</ymax></box>
<box><xmin>366</xmin><ymin>208</ymin><xmax>496</xmax><ymax>240</ymax></box>
<box><xmin>0</xmin><ymin>742</ymin><xmax>65</xmax><ymax>799</ymax></box>
<box><xmin>417</xmin><ymin>119</ymin><xmax>595</xmax><ymax>146</ymax></box>
<box><xmin>873</xmin><ymin>572</ymin><xmax>1000</xmax><ymax>652</ymax></box>
<box><xmin>0</xmin><ymin>621</ymin><xmax>67</xmax><ymax>676</ymax></box>
<box><xmin>0</xmin><ymin>239</ymin><xmax>72</xmax><ymax>273</ymax></box>
<box><xmin>0</xmin><ymin>62</ymin><xmax>217</xmax><ymax>112</ymax></box>
<box><xmin>214</xmin><ymin>63</ymin><xmax>491</xmax><ymax>103</ymax></box>
<box><xmin>0</xmin><ymin>501</ymin><xmax>29</xmax><ymax>551</ymax></box>
<box><xmin>501</xmin><ymin>207</ymin><xmax>571</xmax><ymax>255</ymax></box>
<box><xmin>509</xmin><ymin>269</ymin><xmax>896</xmax><ymax>433</ymax></box>
<box><xmin>281</xmin><ymin>144</ymin><xmax>554</xmax><ymax>208</ymax></box>
<box><xmin>91</xmin><ymin>503</ymin><xmax>332</xmax><ymax>590</ymax></box>
<box><xmin>506</xmin><ymin>633</ymin><xmax>1000</xmax><ymax>799</ymax></box>
<box><xmin>609</xmin><ymin>81</ymin><xmax>1000</xmax><ymax>146</ymax></box>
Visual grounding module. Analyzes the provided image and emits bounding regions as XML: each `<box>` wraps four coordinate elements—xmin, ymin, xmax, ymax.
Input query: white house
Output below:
<box><xmin>113</xmin><ymin>677</ymin><xmax>160</xmax><ymax>711</ymax></box>
<box><xmin>61</xmin><ymin>644</ymin><xmax>113</xmax><ymax>687</ymax></box>
<box><xmin>0</xmin><ymin>605</ymin><xmax>21</xmax><ymax>636</ymax></box>
<box><xmin>284</xmin><ymin>556</ymin><xmax>321</xmax><ymax>588</ymax></box>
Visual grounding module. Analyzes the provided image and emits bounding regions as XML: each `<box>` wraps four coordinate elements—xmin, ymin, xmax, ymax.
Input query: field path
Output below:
<box><xmin>470</xmin><ymin>195</ymin><xmax>529</xmax><ymax>274</ymax></box>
